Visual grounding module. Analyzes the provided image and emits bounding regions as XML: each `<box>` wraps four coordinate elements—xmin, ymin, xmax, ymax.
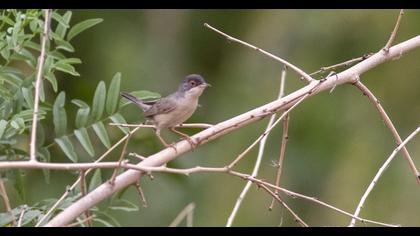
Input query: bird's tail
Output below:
<box><xmin>120</xmin><ymin>92</ymin><xmax>150</xmax><ymax>111</ymax></box>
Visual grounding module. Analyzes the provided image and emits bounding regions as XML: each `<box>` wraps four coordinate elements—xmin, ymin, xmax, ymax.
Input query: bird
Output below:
<box><xmin>120</xmin><ymin>74</ymin><xmax>211</xmax><ymax>150</ymax></box>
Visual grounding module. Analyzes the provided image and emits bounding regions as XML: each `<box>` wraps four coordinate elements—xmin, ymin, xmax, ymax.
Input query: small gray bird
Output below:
<box><xmin>120</xmin><ymin>74</ymin><xmax>210</xmax><ymax>149</ymax></box>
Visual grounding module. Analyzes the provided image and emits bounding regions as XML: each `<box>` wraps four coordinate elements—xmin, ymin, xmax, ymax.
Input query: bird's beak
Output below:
<box><xmin>202</xmin><ymin>83</ymin><xmax>211</xmax><ymax>88</ymax></box>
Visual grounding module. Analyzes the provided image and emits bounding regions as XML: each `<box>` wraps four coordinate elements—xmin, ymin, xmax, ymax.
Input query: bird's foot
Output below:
<box><xmin>181</xmin><ymin>135</ymin><xmax>197</xmax><ymax>150</ymax></box>
<box><xmin>165</xmin><ymin>142</ymin><xmax>178</xmax><ymax>153</ymax></box>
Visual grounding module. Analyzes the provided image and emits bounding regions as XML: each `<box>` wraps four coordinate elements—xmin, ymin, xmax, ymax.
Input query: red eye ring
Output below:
<box><xmin>189</xmin><ymin>81</ymin><xmax>196</xmax><ymax>86</ymax></box>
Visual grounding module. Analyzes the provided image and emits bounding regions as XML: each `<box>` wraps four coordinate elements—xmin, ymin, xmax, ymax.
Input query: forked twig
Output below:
<box><xmin>383</xmin><ymin>9</ymin><xmax>404</xmax><ymax>52</ymax></box>
<box><xmin>309</xmin><ymin>54</ymin><xmax>373</xmax><ymax>77</ymax></box>
<box><xmin>169</xmin><ymin>202</ymin><xmax>196</xmax><ymax>227</ymax></box>
<box><xmin>259</xmin><ymin>183</ymin><xmax>308</xmax><ymax>227</ymax></box>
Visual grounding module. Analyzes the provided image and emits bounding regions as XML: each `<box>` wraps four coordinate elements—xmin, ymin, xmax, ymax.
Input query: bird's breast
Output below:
<box><xmin>153</xmin><ymin>96</ymin><xmax>198</xmax><ymax>129</ymax></box>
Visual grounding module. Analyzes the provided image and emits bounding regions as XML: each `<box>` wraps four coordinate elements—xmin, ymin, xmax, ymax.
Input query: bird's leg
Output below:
<box><xmin>155</xmin><ymin>129</ymin><xmax>177</xmax><ymax>152</ymax></box>
<box><xmin>170</xmin><ymin>127</ymin><xmax>196</xmax><ymax>149</ymax></box>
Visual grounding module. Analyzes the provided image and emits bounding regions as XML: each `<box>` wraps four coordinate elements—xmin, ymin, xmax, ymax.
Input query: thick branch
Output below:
<box><xmin>44</xmin><ymin>35</ymin><xmax>420</xmax><ymax>227</ymax></box>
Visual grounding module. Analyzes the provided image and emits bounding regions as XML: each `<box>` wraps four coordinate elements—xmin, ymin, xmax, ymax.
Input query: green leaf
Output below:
<box><xmin>11</xmin><ymin>48</ymin><xmax>36</xmax><ymax>68</ymax></box>
<box><xmin>110</xmin><ymin>113</ymin><xmax>129</xmax><ymax>134</ymax></box>
<box><xmin>53</xmin><ymin>91</ymin><xmax>67</xmax><ymax>137</ymax></box>
<box><xmin>55</xmin><ymin>62</ymin><xmax>80</xmax><ymax>76</ymax></box>
<box><xmin>109</xmin><ymin>199</ymin><xmax>139</xmax><ymax>212</ymax></box>
<box><xmin>129</xmin><ymin>90</ymin><xmax>161</xmax><ymax>100</ymax></box>
<box><xmin>21</xmin><ymin>87</ymin><xmax>34</xmax><ymax>108</ymax></box>
<box><xmin>39</xmin><ymin>79</ymin><xmax>45</xmax><ymax>102</ymax></box>
<box><xmin>92</xmin><ymin>211</ymin><xmax>121</xmax><ymax>227</ymax></box>
<box><xmin>55</xmin><ymin>11</ymin><xmax>72</xmax><ymax>39</ymax></box>
<box><xmin>10</xmin><ymin>117</ymin><xmax>25</xmax><ymax>131</ymax></box>
<box><xmin>45</xmin><ymin>72</ymin><xmax>58</xmax><ymax>92</ymax></box>
<box><xmin>55</xmin><ymin>38</ymin><xmax>75</xmax><ymax>52</ymax></box>
<box><xmin>38</xmin><ymin>147</ymin><xmax>51</xmax><ymax>184</ymax></box>
<box><xmin>67</xmin><ymin>18</ymin><xmax>103</xmax><ymax>41</ymax></box>
<box><xmin>92</xmin><ymin>122</ymin><xmax>111</xmax><ymax>148</ymax></box>
<box><xmin>72</xmin><ymin>99</ymin><xmax>90</xmax><ymax>129</ymax></box>
<box><xmin>55</xmin><ymin>136</ymin><xmax>78</xmax><ymax>162</ymax></box>
<box><xmin>92</xmin><ymin>218</ymin><xmax>114</xmax><ymax>227</ymax></box>
<box><xmin>90</xmin><ymin>81</ymin><xmax>106</xmax><ymax>122</ymax></box>
<box><xmin>88</xmin><ymin>169</ymin><xmax>102</xmax><ymax>192</ymax></box>
<box><xmin>7</xmin><ymin>170</ymin><xmax>26</xmax><ymax>201</ymax></box>
<box><xmin>60</xmin><ymin>58</ymin><xmax>81</xmax><ymax>64</ymax></box>
<box><xmin>23</xmin><ymin>41</ymin><xmax>41</xmax><ymax>51</ymax></box>
<box><xmin>106</xmin><ymin>72</ymin><xmax>121</xmax><ymax>115</ymax></box>
<box><xmin>74</xmin><ymin>127</ymin><xmax>95</xmax><ymax>157</ymax></box>
<box><xmin>52</xmin><ymin>11</ymin><xmax>70</xmax><ymax>31</ymax></box>
<box><xmin>36</xmin><ymin>123</ymin><xmax>45</xmax><ymax>147</ymax></box>
<box><xmin>0</xmin><ymin>119</ymin><xmax>7</xmax><ymax>139</ymax></box>
<box><xmin>20</xmin><ymin>209</ymin><xmax>42</xmax><ymax>226</ymax></box>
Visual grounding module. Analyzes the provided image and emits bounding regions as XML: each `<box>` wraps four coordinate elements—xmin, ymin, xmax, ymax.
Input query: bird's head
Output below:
<box><xmin>178</xmin><ymin>74</ymin><xmax>211</xmax><ymax>98</ymax></box>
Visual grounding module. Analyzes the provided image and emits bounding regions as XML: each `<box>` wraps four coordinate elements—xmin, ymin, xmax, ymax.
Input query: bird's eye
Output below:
<box><xmin>189</xmin><ymin>80</ymin><xmax>196</xmax><ymax>86</ymax></box>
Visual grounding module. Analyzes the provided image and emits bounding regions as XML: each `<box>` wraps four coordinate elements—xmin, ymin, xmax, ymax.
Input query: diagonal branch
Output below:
<box><xmin>35</xmin><ymin>126</ymin><xmax>141</xmax><ymax>226</ymax></box>
<box><xmin>348</xmin><ymin>126</ymin><xmax>420</xmax><ymax>227</ymax></box>
<box><xmin>204</xmin><ymin>23</ymin><xmax>315</xmax><ymax>83</ymax></box>
<box><xmin>353</xmin><ymin>81</ymin><xmax>420</xmax><ymax>184</ymax></box>
<box><xmin>383</xmin><ymin>9</ymin><xmax>404</xmax><ymax>52</ymax></box>
<box><xmin>0</xmin><ymin>179</ymin><xmax>16</xmax><ymax>226</ymax></box>
<box><xmin>29</xmin><ymin>9</ymin><xmax>52</xmax><ymax>162</ymax></box>
<box><xmin>43</xmin><ymin>35</ymin><xmax>420</xmax><ymax>227</ymax></box>
<box><xmin>258</xmin><ymin>183</ymin><xmax>308</xmax><ymax>227</ymax></box>
<box><xmin>269</xmin><ymin>114</ymin><xmax>290</xmax><ymax>210</ymax></box>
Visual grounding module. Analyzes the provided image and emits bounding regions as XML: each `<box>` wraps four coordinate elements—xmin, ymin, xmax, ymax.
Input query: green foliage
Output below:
<box><xmin>67</xmin><ymin>18</ymin><xmax>103</xmax><ymax>41</ymax></box>
<box><xmin>0</xmin><ymin>10</ymin><xmax>161</xmax><ymax>226</ymax></box>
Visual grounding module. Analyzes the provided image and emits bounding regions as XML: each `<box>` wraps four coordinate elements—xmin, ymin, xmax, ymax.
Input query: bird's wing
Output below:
<box><xmin>143</xmin><ymin>96</ymin><xmax>177</xmax><ymax>118</ymax></box>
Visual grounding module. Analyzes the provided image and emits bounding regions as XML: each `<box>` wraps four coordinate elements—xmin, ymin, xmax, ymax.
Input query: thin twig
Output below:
<box><xmin>309</xmin><ymin>54</ymin><xmax>373</xmax><ymax>77</ymax></box>
<box><xmin>383</xmin><ymin>9</ymin><xmax>404</xmax><ymax>52</ymax></box>
<box><xmin>66</xmin><ymin>214</ymin><xmax>96</xmax><ymax>227</ymax></box>
<box><xmin>354</xmin><ymin>81</ymin><xmax>420</xmax><ymax>184</ymax></box>
<box><xmin>169</xmin><ymin>202</ymin><xmax>196</xmax><ymax>227</ymax></box>
<box><xmin>134</xmin><ymin>181</ymin><xmax>148</xmax><ymax>208</ymax></box>
<box><xmin>109</xmin><ymin>132</ymin><xmax>132</xmax><ymax>185</ymax></box>
<box><xmin>17</xmin><ymin>206</ymin><xmax>26</xmax><ymax>227</ymax></box>
<box><xmin>79</xmin><ymin>170</ymin><xmax>92</xmax><ymax>227</ymax></box>
<box><xmin>228</xmin><ymin>171</ymin><xmax>399</xmax><ymax>227</ymax></box>
<box><xmin>269</xmin><ymin>114</ymin><xmax>290</xmax><ymax>210</ymax></box>
<box><xmin>35</xmin><ymin>126</ymin><xmax>141</xmax><ymax>227</ymax></box>
<box><xmin>29</xmin><ymin>9</ymin><xmax>51</xmax><ymax>162</ymax></box>
<box><xmin>349</xmin><ymin>126</ymin><xmax>420</xmax><ymax>227</ymax></box>
<box><xmin>204</xmin><ymin>23</ymin><xmax>315</xmax><ymax>83</ymax></box>
<box><xmin>258</xmin><ymin>183</ymin><xmax>308</xmax><ymax>227</ymax></box>
<box><xmin>226</xmin><ymin>66</ymin><xmax>288</xmax><ymax>226</ymax></box>
<box><xmin>0</xmin><ymin>179</ymin><xmax>16</xmax><ymax>226</ymax></box>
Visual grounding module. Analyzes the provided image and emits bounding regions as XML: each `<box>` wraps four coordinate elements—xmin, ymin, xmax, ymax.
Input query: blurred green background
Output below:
<box><xmin>4</xmin><ymin>9</ymin><xmax>420</xmax><ymax>226</ymax></box>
